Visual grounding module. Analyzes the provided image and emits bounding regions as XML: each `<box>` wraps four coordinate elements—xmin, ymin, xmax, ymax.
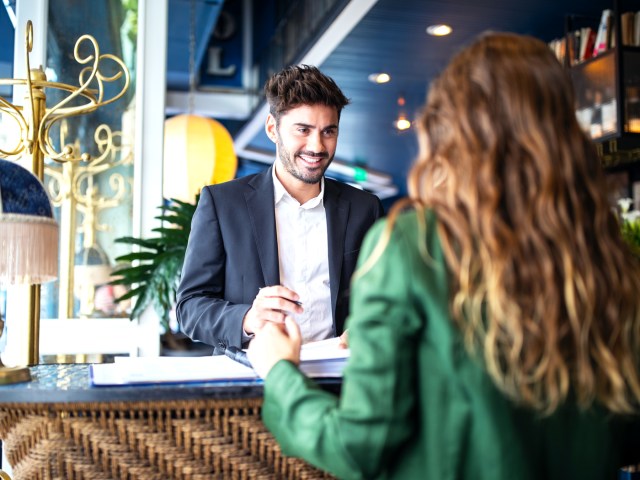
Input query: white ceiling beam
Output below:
<box><xmin>165</xmin><ymin>89</ymin><xmax>253</xmax><ymax>119</ymax></box>
<box><xmin>239</xmin><ymin>146</ymin><xmax>398</xmax><ymax>199</ymax></box>
<box><xmin>233</xmin><ymin>0</ymin><xmax>379</xmax><ymax>153</ymax></box>
<box><xmin>2</xmin><ymin>0</ymin><xmax>16</xmax><ymax>27</ymax></box>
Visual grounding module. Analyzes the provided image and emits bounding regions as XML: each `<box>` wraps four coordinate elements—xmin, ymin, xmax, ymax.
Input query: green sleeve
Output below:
<box><xmin>262</xmin><ymin>215</ymin><xmax>429</xmax><ymax>479</ymax></box>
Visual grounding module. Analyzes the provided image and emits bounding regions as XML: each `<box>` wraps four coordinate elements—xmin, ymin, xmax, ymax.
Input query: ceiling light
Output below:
<box><xmin>394</xmin><ymin>94</ymin><xmax>411</xmax><ymax>131</ymax></box>
<box><xmin>394</xmin><ymin>115</ymin><xmax>411</xmax><ymax>131</ymax></box>
<box><xmin>426</xmin><ymin>24</ymin><xmax>452</xmax><ymax>36</ymax></box>
<box><xmin>368</xmin><ymin>73</ymin><xmax>391</xmax><ymax>84</ymax></box>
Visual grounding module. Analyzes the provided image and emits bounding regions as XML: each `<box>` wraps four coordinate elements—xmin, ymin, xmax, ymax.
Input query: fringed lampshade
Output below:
<box><xmin>0</xmin><ymin>159</ymin><xmax>58</xmax><ymax>285</ymax></box>
<box><xmin>0</xmin><ymin>159</ymin><xmax>58</xmax><ymax>384</ymax></box>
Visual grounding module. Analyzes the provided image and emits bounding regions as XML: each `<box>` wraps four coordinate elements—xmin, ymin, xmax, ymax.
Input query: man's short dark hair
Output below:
<box><xmin>264</xmin><ymin>64</ymin><xmax>350</xmax><ymax>124</ymax></box>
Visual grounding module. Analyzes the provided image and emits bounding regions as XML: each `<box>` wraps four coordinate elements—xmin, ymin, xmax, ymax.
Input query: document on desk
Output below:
<box><xmin>90</xmin><ymin>356</ymin><xmax>257</xmax><ymax>386</ymax></box>
<box><xmin>89</xmin><ymin>337</ymin><xmax>350</xmax><ymax>386</ymax></box>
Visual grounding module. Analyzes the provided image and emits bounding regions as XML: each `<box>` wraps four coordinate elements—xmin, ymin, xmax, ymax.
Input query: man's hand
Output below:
<box><xmin>247</xmin><ymin>316</ymin><xmax>302</xmax><ymax>379</ymax></box>
<box><xmin>242</xmin><ymin>285</ymin><xmax>303</xmax><ymax>335</ymax></box>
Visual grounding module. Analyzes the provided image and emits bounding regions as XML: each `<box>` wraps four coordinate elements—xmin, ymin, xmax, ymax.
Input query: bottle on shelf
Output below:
<box><xmin>591</xmin><ymin>90</ymin><xmax>604</xmax><ymax>139</ymax></box>
<box><xmin>601</xmin><ymin>86</ymin><xmax>618</xmax><ymax>135</ymax></box>
<box><xmin>626</xmin><ymin>82</ymin><xmax>640</xmax><ymax>133</ymax></box>
<box><xmin>576</xmin><ymin>88</ymin><xmax>594</xmax><ymax>133</ymax></box>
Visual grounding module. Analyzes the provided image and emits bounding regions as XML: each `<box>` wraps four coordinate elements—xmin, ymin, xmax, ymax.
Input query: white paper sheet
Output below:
<box><xmin>90</xmin><ymin>355</ymin><xmax>258</xmax><ymax>386</ymax></box>
<box><xmin>90</xmin><ymin>338</ymin><xmax>350</xmax><ymax>386</ymax></box>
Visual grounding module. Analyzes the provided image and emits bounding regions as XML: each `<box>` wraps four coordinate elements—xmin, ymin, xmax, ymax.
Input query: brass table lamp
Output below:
<box><xmin>0</xmin><ymin>158</ymin><xmax>59</xmax><ymax>384</ymax></box>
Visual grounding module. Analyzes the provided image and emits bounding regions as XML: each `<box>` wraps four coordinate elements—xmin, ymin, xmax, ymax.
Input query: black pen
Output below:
<box><xmin>258</xmin><ymin>288</ymin><xmax>302</xmax><ymax>307</ymax></box>
<box><xmin>223</xmin><ymin>345</ymin><xmax>253</xmax><ymax>369</ymax></box>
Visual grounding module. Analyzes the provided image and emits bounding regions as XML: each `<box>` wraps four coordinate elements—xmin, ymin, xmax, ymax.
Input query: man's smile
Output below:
<box><xmin>298</xmin><ymin>152</ymin><xmax>327</xmax><ymax>167</ymax></box>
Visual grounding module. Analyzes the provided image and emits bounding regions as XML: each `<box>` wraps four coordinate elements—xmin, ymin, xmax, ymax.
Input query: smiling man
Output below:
<box><xmin>176</xmin><ymin>65</ymin><xmax>384</xmax><ymax>353</ymax></box>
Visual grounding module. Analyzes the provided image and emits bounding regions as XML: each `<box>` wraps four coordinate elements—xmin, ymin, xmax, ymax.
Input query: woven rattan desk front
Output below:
<box><xmin>0</xmin><ymin>364</ymin><xmax>338</xmax><ymax>480</ymax></box>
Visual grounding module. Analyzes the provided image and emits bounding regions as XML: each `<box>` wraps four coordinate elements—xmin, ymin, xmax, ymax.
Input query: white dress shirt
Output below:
<box><xmin>272</xmin><ymin>167</ymin><xmax>334</xmax><ymax>343</ymax></box>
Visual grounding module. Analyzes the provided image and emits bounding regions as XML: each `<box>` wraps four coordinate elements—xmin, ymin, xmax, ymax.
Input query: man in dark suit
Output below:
<box><xmin>176</xmin><ymin>65</ymin><xmax>384</xmax><ymax>352</ymax></box>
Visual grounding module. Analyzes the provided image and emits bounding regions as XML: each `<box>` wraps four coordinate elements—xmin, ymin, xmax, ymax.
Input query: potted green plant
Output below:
<box><xmin>618</xmin><ymin>198</ymin><xmax>640</xmax><ymax>259</ymax></box>
<box><xmin>109</xmin><ymin>195</ymin><xmax>201</xmax><ymax>352</ymax></box>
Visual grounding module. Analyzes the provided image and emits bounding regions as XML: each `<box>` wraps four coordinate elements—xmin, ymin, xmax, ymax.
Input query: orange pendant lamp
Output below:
<box><xmin>163</xmin><ymin>113</ymin><xmax>238</xmax><ymax>202</ymax></box>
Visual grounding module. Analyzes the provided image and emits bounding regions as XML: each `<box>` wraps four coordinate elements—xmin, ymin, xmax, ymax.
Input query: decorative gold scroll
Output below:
<box><xmin>0</xmin><ymin>21</ymin><xmax>130</xmax><ymax>163</ymax></box>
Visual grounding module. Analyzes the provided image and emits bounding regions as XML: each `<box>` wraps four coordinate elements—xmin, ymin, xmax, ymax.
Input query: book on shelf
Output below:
<box><xmin>579</xmin><ymin>28</ymin><xmax>596</xmax><ymax>61</ymax></box>
<box><xmin>548</xmin><ymin>37</ymin><xmax>566</xmax><ymax>64</ymax></box>
<box><xmin>90</xmin><ymin>337</ymin><xmax>350</xmax><ymax>386</ymax></box>
<box><xmin>621</xmin><ymin>11</ymin><xmax>635</xmax><ymax>46</ymax></box>
<box><xmin>559</xmin><ymin>9</ymin><xmax>640</xmax><ymax>66</ymax></box>
<box><xmin>570</xmin><ymin>30</ymin><xmax>584</xmax><ymax>65</ymax></box>
<box><xmin>634</xmin><ymin>11</ymin><xmax>640</xmax><ymax>46</ymax></box>
<box><xmin>593</xmin><ymin>9</ymin><xmax>612</xmax><ymax>57</ymax></box>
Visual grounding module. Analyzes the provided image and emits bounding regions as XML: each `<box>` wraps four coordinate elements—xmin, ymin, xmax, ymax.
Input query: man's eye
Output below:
<box><xmin>323</xmin><ymin>129</ymin><xmax>337</xmax><ymax>137</ymax></box>
<box><xmin>297</xmin><ymin>128</ymin><xmax>309</xmax><ymax>134</ymax></box>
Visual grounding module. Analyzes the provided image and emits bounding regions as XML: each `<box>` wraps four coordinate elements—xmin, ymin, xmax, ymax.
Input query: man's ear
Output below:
<box><xmin>265</xmin><ymin>114</ymin><xmax>277</xmax><ymax>144</ymax></box>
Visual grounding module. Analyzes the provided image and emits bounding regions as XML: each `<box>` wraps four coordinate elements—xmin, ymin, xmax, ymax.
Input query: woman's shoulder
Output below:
<box><xmin>367</xmin><ymin>207</ymin><xmax>438</xmax><ymax>244</ymax></box>
<box><xmin>359</xmin><ymin>207</ymin><xmax>442</xmax><ymax>272</ymax></box>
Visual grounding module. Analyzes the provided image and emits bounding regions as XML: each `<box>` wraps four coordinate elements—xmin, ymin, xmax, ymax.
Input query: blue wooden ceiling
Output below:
<box><xmin>1</xmin><ymin>0</ymin><xmax>615</xmax><ymax>200</ymax></box>
<box><xmin>242</xmin><ymin>0</ymin><xmax>612</xmax><ymax>198</ymax></box>
<box><xmin>166</xmin><ymin>0</ymin><xmax>225</xmax><ymax>90</ymax></box>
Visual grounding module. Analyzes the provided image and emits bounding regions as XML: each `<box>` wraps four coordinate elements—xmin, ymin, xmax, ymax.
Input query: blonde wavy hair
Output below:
<box><xmin>390</xmin><ymin>32</ymin><xmax>640</xmax><ymax>414</ymax></box>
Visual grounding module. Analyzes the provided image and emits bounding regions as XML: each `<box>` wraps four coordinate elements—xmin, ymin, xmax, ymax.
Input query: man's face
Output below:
<box><xmin>266</xmin><ymin>104</ymin><xmax>339</xmax><ymax>185</ymax></box>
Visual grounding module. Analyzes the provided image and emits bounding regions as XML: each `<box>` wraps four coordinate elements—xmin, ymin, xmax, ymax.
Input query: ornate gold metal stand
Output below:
<box><xmin>0</xmin><ymin>21</ymin><xmax>130</xmax><ymax>366</ymax></box>
<box><xmin>45</xmin><ymin>123</ymin><xmax>132</xmax><ymax>319</ymax></box>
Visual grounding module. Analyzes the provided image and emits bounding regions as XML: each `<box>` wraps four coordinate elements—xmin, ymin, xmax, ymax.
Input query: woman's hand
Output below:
<box><xmin>338</xmin><ymin>329</ymin><xmax>349</xmax><ymax>349</ymax></box>
<box><xmin>247</xmin><ymin>316</ymin><xmax>302</xmax><ymax>379</ymax></box>
<box><xmin>242</xmin><ymin>285</ymin><xmax>303</xmax><ymax>335</ymax></box>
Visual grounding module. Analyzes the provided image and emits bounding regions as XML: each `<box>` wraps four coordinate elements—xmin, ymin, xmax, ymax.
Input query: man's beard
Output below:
<box><xmin>276</xmin><ymin>135</ymin><xmax>333</xmax><ymax>185</ymax></box>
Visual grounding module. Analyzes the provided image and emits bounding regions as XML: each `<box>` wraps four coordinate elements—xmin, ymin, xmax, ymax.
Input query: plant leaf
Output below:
<box><xmin>114</xmin><ymin>236</ymin><xmax>161</xmax><ymax>249</ymax></box>
<box><xmin>114</xmin><ymin>251</ymin><xmax>159</xmax><ymax>262</ymax></box>
<box><xmin>109</xmin><ymin>196</ymin><xmax>198</xmax><ymax>331</ymax></box>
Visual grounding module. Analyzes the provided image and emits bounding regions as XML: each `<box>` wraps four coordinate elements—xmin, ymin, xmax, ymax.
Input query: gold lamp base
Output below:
<box><xmin>0</xmin><ymin>362</ymin><xmax>31</xmax><ymax>385</ymax></box>
<box><xmin>0</xmin><ymin>316</ymin><xmax>32</xmax><ymax>384</ymax></box>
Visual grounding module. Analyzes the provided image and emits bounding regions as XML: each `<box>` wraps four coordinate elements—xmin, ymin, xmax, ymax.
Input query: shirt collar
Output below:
<box><xmin>272</xmin><ymin>163</ymin><xmax>325</xmax><ymax>208</ymax></box>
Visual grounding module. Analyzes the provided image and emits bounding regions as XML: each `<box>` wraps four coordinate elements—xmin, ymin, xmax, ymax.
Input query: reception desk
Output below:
<box><xmin>0</xmin><ymin>364</ymin><xmax>338</xmax><ymax>479</ymax></box>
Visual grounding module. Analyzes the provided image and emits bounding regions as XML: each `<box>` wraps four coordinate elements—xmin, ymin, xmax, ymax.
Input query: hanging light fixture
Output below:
<box><xmin>394</xmin><ymin>95</ymin><xmax>411</xmax><ymax>131</ymax></box>
<box><xmin>368</xmin><ymin>72</ymin><xmax>391</xmax><ymax>84</ymax></box>
<box><xmin>394</xmin><ymin>115</ymin><xmax>411</xmax><ymax>131</ymax></box>
<box><xmin>426</xmin><ymin>24</ymin><xmax>452</xmax><ymax>36</ymax></box>
<box><xmin>163</xmin><ymin>0</ymin><xmax>238</xmax><ymax>203</ymax></box>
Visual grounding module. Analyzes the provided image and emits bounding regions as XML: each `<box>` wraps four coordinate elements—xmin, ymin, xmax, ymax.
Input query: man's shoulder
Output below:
<box><xmin>325</xmin><ymin>178</ymin><xmax>383</xmax><ymax>212</ymax></box>
<box><xmin>205</xmin><ymin>170</ymin><xmax>269</xmax><ymax>195</ymax></box>
<box><xmin>325</xmin><ymin>177</ymin><xmax>379</xmax><ymax>202</ymax></box>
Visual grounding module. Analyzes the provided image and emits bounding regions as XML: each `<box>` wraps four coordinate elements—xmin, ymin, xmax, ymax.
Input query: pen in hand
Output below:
<box><xmin>222</xmin><ymin>344</ymin><xmax>253</xmax><ymax>369</ymax></box>
<box><xmin>258</xmin><ymin>287</ymin><xmax>303</xmax><ymax>308</ymax></box>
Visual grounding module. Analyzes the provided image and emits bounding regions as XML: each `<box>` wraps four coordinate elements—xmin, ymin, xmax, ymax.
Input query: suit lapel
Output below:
<box><xmin>324</xmin><ymin>180</ymin><xmax>349</xmax><ymax>321</ymax></box>
<box><xmin>245</xmin><ymin>167</ymin><xmax>280</xmax><ymax>286</ymax></box>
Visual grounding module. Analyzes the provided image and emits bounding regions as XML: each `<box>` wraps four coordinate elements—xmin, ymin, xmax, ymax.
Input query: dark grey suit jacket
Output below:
<box><xmin>176</xmin><ymin>166</ymin><xmax>384</xmax><ymax>352</ymax></box>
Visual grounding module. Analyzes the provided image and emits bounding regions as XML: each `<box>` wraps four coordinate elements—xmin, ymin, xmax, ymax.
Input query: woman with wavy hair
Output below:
<box><xmin>247</xmin><ymin>32</ymin><xmax>640</xmax><ymax>479</ymax></box>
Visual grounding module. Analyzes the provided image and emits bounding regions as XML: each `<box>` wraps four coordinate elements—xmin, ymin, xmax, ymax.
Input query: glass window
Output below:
<box><xmin>42</xmin><ymin>0</ymin><xmax>137</xmax><ymax>329</ymax></box>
